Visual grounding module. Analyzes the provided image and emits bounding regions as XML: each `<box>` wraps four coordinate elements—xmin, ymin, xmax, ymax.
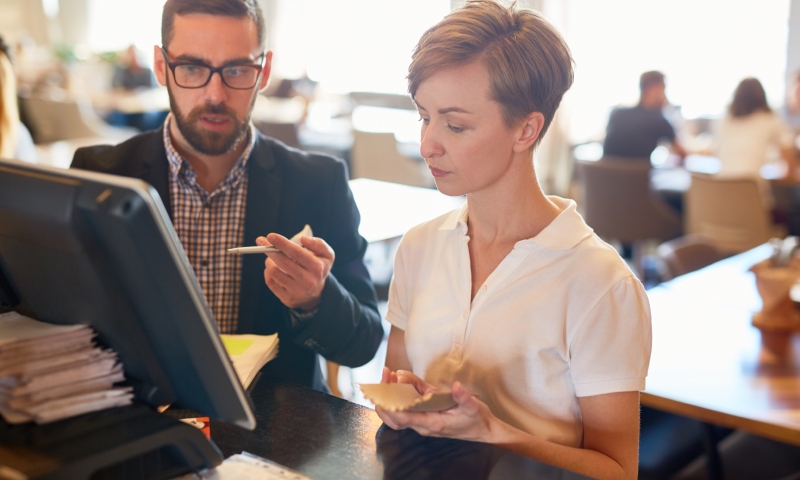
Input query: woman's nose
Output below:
<box><xmin>420</xmin><ymin>124</ymin><xmax>443</xmax><ymax>159</ymax></box>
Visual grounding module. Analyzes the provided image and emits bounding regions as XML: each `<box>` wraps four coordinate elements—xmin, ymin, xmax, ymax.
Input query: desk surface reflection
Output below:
<box><xmin>210</xmin><ymin>380</ymin><xmax>589</xmax><ymax>480</ymax></box>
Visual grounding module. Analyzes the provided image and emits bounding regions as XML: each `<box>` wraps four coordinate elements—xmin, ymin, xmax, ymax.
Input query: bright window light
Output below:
<box><xmin>87</xmin><ymin>0</ymin><xmax>163</xmax><ymax>64</ymax></box>
<box><xmin>271</xmin><ymin>0</ymin><xmax>451</xmax><ymax>94</ymax></box>
<box><xmin>563</xmin><ymin>0</ymin><xmax>790</xmax><ymax>143</ymax></box>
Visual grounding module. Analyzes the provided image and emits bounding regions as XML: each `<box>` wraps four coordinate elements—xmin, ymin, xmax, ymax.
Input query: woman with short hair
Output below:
<box><xmin>0</xmin><ymin>36</ymin><xmax>34</xmax><ymax>163</ymax></box>
<box><xmin>376</xmin><ymin>2</ymin><xmax>651</xmax><ymax>479</ymax></box>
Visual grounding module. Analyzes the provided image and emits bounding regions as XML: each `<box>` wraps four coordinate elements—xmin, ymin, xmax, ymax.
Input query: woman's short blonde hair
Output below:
<box><xmin>408</xmin><ymin>0</ymin><xmax>573</xmax><ymax>145</ymax></box>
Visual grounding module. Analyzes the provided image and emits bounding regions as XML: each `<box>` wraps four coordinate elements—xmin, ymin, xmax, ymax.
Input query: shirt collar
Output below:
<box><xmin>162</xmin><ymin>113</ymin><xmax>257</xmax><ymax>186</ymax></box>
<box><xmin>438</xmin><ymin>196</ymin><xmax>593</xmax><ymax>250</ymax></box>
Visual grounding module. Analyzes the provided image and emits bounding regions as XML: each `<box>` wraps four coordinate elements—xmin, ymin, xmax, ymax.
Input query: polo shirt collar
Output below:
<box><xmin>438</xmin><ymin>196</ymin><xmax>593</xmax><ymax>250</ymax></box>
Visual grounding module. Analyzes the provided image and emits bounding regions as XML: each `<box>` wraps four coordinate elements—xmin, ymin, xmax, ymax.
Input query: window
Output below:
<box><xmin>270</xmin><ymin>0</ymin><xmax>451</xmax><ymax>94</ymax></box>
<box><xmin>87</xmin><ymin>0</ymin><xmax>163</xmax><ymax>64</ymax></box>
<box><xmin>562</xmin><ymin>0</ymin><xmax>790</xmax><ymax>142</ymax></box>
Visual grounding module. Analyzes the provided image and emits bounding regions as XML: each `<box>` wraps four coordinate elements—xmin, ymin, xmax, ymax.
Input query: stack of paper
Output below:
<box><xmin>220</xmin><ymin>334</ymin><xmax>279</xmax><ymax>389</ymax></box>
<box><xmin>173</xmin><ymin>452</ymin><xmax>311</xmax><ymax>480</ymax></box>
<box><xmin>0</xmin><ymin>312</ymin><xmax>132</xmax><ymax>424</ymax></box>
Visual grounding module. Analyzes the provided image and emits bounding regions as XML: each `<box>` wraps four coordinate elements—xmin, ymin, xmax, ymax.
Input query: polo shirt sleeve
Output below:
<box><xmin>386</xmin><ymin>236</ymin><xmax>410</xmax><ymax>331</ymax></box>
<box><xmin>569</xmin><ymin>275</ymin><xmax>652</xmax><ymax>397</ymax></box>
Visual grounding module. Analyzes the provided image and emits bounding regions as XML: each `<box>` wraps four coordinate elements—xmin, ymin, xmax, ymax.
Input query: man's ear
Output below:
<box><xmin>513</xmin><ymin>111</ymin><xmax>545</xmax><ymax>153</ymax></box>
<box><xmin>258</xmin><ymin>51</ymin><xmax>273</xmax><ymax>92</ymax></box>
<box><xmin>153</xmin><ymin>45</ymin><xmax>167</xmax><ymax>87</ymax></box>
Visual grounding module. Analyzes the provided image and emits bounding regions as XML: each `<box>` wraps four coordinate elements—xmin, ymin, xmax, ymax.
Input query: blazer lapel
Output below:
<box><xmin>237</xmin><ymin>133</ymin><xmax>281</xmax><ymax>334</ymax></box>
<box><xmin>138</xmin><ymin>128</ymin><xmax>173</xmax><ymax>220</ymax></box>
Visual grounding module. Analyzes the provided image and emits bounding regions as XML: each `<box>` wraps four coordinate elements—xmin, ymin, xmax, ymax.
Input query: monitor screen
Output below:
<box><xmin>0</xmin><ymin>158</ymin><xmax>255</xmax><ymax>429</ymax></box>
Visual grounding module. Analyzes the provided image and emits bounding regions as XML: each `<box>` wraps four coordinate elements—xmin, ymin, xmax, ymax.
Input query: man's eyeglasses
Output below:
<box><xmin>160</xmin><ymin>47</ymin><xmax>265</xmax><ymax>90</ymax></box>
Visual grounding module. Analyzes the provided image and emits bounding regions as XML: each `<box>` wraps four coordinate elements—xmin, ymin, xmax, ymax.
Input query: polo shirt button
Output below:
<box><xmin>481</xmin><ymin>285</ymin><xmax>488</xmax><ymax>292</ymax></box>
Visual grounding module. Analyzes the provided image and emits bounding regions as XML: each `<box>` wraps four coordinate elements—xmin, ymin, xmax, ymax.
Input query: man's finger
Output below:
<box><xmin>300</xmin><ymin>236</ymin><xmax>334</xmax><ymax>261</ymax></box>
<box><xmin>266</xmin><ymin>233</ymin><xmax>323</xmax><ymax>271</ymax></box>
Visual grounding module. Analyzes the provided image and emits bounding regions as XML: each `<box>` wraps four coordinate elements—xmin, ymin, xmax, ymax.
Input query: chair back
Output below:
<box><xmin>657</xmin><ymin>234</ymin><xmax>723</xmax><ymax>280</ymax></box>
<box><xmin>350</xmin><ymin>130</ymin><xmax>433</xmax><ymax>188</ymax></box>
<box><xmin>576</xmin><ymin>157</ymin><xmax>682</xmax><ymax>243</ymax></box>
<box><xmin>770</xmin><ymin>181</ymin><xmax>800</xmax><ymax>237</ymax></box>
<box><xmin>685</xmin><ymin>174</ymin><xmax>772</xmax><ymax>254</ymax></box>
<box><xmin>19</xmin><ymin>95</ymin><xmax>135</xmax><ymax>144</ymax></box>
<box><xmin>255</xmin><ymin>121</ymin><xmax>301</xmax><ymax>149</ymax></box>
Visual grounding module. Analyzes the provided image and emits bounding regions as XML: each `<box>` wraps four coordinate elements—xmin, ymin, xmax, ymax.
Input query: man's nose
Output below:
<box><xmin>205</xmin><ymin>71</ymin><xmax>229</xmax><ymax>103</ymax></box>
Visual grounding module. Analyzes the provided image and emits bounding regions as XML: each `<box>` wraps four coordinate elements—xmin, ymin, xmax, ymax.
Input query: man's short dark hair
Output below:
<box><xmin>162</xmin><ymin>0</ymin><xmax>266</xmax><ymax>50</ymax></box>
<box><xmin>639</xmin><ymin>71</ymin><xmax>665</xmax><ymax>95</ymax></box>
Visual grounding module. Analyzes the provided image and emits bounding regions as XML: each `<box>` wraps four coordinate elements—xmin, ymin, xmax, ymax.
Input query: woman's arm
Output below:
<box><xmin>385</xmin><ymin>325</ymin><xmax>413</xmax><ymax>372</ymax></box>
<box><xmin>781</xmin><ymin>146</ymin><xmax>799</xmax><ymax>179</ymax></box>
<box><xmin>493</xmin><ymin>391</ymin><xmax>640</xmax><ymax>480</ymax></box>
<box><xmin>377</xmin><ymin>373</ymin><xmax>640</xmax><ymax>480</ymax></box>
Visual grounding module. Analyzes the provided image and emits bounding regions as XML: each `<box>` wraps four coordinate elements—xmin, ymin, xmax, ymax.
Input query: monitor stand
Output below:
<box><xmin>0</xmin><ymin>403</ymin><xmax>222</xmax><ymax>480</ymax></box>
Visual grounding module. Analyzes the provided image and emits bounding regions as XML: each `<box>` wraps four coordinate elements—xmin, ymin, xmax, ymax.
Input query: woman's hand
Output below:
<box><xmin>375</xmin><ymin>368</ymin><xmax>501</xmax><ymax>443</ymax></box>
<box><xmin>380</xmin><ymin>367</ymin><xmax>437</xmax><ymax>395</ymax></box>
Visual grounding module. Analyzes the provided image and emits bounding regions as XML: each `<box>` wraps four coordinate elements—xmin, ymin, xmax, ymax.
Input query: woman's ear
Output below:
<box><xmin>513</xmin><ymin>112</ymin><xmax>545</xmax><ymax>153</ymax></box>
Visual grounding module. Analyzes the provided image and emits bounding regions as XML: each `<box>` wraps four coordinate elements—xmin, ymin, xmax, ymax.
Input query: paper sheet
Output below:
<box><xmin>221</xmin><ymin>334</ymin><xmax>279</xmax><ymax>389</ymax></box>
<box><xmin>357</xmin><ymin>383</ymin><xmax>459</xmax><ymax>412</ymax></box>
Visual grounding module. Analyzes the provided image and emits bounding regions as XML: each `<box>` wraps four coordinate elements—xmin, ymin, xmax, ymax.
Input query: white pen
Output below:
<box><xmin>228</xmin><ymin>225</ymin><xmax>313</xmax><ymax>255</ymax></box>
<box><xmin>226</xmin><ymin>245</ymin><xmax>280</xmax><ymax>255</ymax></box>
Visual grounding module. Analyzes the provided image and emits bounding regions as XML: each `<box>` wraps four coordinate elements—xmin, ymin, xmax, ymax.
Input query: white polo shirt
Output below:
<box><xmin>386</xmin><ymin>196</ymin><xmax>652</xmax><ymax>447</ymax></box>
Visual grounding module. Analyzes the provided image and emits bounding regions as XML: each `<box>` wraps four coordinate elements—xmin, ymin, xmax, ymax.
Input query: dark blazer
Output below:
<box><xmin>72</xmin><ymin>128</ymin><xmax>383</xmax><ymax>391</ymax></box>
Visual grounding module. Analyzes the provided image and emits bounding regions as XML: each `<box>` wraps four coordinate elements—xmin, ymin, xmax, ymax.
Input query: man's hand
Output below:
<box><xmin>256</xmin><ymin>233</ymin><xmax>334</xmax><ymax>312</ymax></box>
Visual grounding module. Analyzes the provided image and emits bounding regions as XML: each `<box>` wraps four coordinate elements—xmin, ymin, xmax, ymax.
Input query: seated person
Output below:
<box><xmin>376</xmin><ymin>2</ymin><xmax>651</xmax><ymax>479</ymax></box>
<box><xmin>71</xmin><ymin>0</ymin><xmax>383</xmax><ymax>391</ymax></box>
<box><xmin>112</xmin><ymin>45</ymin><xmax>158</xmax><ymax>91</ymax></box>
<box><xmin>781</xmin><ymin>69</ymin><xmax>800</xmax><ymax>135</ymax></box>
<box><xmin>0</xmin><ymin>36</ymin><xmax>35</xmax><ymax>163</ymax></box>
<box><xmin>107</xmin><ymin>45</ymin><xmax>166</xmax><ymax>131</ymax></box>
<box><xmin>603</xmin><ymin>70</ymin><xmax>687</xmax><ymax>162</ymax></box>
<box><xmin>714</xmin><ymin>77</ymin><xmax>797</xmax><ymax>209</ymax></box>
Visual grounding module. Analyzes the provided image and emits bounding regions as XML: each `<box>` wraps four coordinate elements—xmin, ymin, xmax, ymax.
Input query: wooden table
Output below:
<box><xmin>91</xmin><ymin>88</ymin><xmax>170</xmax><ymax>115</ymax></box>
<box><xmin>349</xmin><ymin>178</ymin><xmax>465</xmax><ymax>244</ymax></box>
<box><xmin>643</xmin><ymin>244</ymin><xmax>800</xmax><ymax>446</ymax></box>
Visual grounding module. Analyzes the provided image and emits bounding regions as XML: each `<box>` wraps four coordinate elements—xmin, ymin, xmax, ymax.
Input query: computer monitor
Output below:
<box><xmin>0</xmin><ymin>158</ymin><xmax>254</xmax><ymax>429</ymax></box>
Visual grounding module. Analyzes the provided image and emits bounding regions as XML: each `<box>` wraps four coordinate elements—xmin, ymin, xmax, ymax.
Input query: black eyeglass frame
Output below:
<box><xmin>160</xmin><ymin>46</ymin><xmax>267</xmax><ymax>90</ymax></box>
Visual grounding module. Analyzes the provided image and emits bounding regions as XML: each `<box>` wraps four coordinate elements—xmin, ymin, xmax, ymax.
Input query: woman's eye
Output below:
<box><xmin>418</xmin><ymin>117</ymin><xmax>430</xmax><ymax>124</ymax></box>
<box><xmin>448</xmin><ymin>124</ymin><xmax>463</xmax><ymax>133</ymax></box>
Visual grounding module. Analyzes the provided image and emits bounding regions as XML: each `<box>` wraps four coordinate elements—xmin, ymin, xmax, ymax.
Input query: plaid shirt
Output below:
<box><xmin>163</xmin><ymin>116</ymin><xmax>256</xmax><ymax>333</ymax></box>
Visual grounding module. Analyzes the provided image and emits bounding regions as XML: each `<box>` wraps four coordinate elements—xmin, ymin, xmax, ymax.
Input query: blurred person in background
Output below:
<box><xmin>781</xmin><ymin>70</ymin><xmax>800</xmax><ymax>135</ymax></box>
<box><xmin>713</xmin><ymin>77</ymin><xmax>797</xmax><ymax>209</ymax></box>
<box><xmin>0</xmin><ymin>35</ymin><xmax>35</xmax><ymax>163</ymax></box>
<box><xmin>112</xmin><ymin>45</ymin><xmax>158</xmax><ymax>91</ymax></box>
<box><xmin>603</xmin><ymin>71</ymin><xmax>687</xmax><ymax>163</ymax></box>
<box><xmin>107</xmin><ymin>44</ymin><xmax>167</xmax><ymax>132</ymax></box>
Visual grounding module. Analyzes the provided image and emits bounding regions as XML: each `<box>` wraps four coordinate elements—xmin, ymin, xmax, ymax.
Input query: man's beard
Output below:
<box><xmin>167</xmin><ymin>84</ymin><xmax>254</xmax><ymax>156</ymax></box>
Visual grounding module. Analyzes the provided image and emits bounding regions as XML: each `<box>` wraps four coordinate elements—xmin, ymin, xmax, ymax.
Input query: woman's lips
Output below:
<box><xmin>429</xmin><ymin>166</ymin><xmax>449</xmax><ymax>178</ymax></box>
